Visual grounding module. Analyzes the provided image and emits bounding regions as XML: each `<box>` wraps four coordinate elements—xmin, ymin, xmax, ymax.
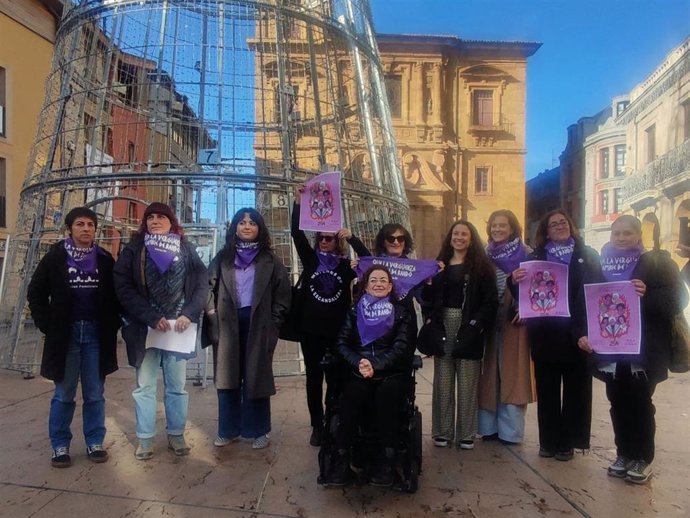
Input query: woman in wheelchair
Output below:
<box><xmin>329</xmin><ymin>266</ymin><xmax>412</xmax><ymax>487</ymax></box>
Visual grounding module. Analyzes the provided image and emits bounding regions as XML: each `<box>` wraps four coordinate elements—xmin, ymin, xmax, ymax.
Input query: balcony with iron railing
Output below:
<box><xmin>623</xmin><ymin>138</ymin><xmax>690</xmax><ymax>208</ymax></box>
<box><xmin>466</xmin><ymin>113</ymin><xmax>514</xmax><ymax>135</ymax></box>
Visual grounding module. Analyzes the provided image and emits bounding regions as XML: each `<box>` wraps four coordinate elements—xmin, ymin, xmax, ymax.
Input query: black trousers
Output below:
<box><xmin>336</xmin><ymin>374</ymin><xmax>406</xmax><ymax>450</ymax></box>
<box><xmin>300</xmin><ymin>332</ymin><xmax>336</xmax><ymax>428</ymax></box>
<box><xmin>604</xmin><ymin>363</ymin><xmax>657</xmax><ymax>463</ymax></box>
<box><xmin>534</xmin><ymin>359</ymin><xmax>592</xmax><ymax>451</ymax></box>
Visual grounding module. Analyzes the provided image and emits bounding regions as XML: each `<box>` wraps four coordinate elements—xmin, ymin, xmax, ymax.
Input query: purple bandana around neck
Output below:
<box><xmin>487</xmin><ymin>237</ymin><xmax>528</xmax><ymax>274</ymax></box>
<box><xmin>356</xmin><ymin>293</ymin><xmax>395</xmax><ymax>346</ymax></box>
<box><xmin>600</xmin><ymin>241</ymin><xmax>644</xmax><ymax>281</ymax></box>
<box><xmin>64</xmin><ymin>238</ymin><xmax>98</xmax><ymax>273</ymax></box>
<box><xmin>144</xmin><ymin>232</ymin><xmax>181</xmax><ymax>273</ymax></box>
<box><xmin>316</xmin><ymin>250</ymin><xmax>342</xmax><ymax>272</ymax></box>
<box><xmin>235</xmin><ymin>240</ymin><xmax>261</xmax><ymax>269</ymax></box>
<box><xmin>545</xmin><ymin>237</ymin><xmax>575</xmax><ymax>265</ymax></box>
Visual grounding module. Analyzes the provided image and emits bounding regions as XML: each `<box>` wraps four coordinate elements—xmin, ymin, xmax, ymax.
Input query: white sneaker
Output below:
<box><xmin>433</xmin><ymin>437</ymin><xmax>449</xmax><ymax>447</ymax></box>
<box><xmin>214</xmin><ymin>436</ymin><xmax>239</xmax><ymax>447</ymax></box>
<box><xmin>252</xmin><ymin>434</ymin><xmax>270</xmax><ymax>449</ymax></box>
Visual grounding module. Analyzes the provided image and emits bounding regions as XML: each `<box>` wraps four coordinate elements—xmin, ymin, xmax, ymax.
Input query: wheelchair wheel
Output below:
<box><xmin>402</xmin><ymin>408</ymin><xmax>422</xmax><ymax>493</ymax></box>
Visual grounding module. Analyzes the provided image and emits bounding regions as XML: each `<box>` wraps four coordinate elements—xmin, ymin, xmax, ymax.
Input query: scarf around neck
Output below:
<box><xmin>64</xmin><ymin>238</ymin><xmax>98</xmax><ymax>273</ymax></box>
<box><xmin>356</xmin><ymin>293</ymin><xmax>395</xmax><ymax>346</ymax></box>
<box><xmin>487</xmin><ymin>236</ymin><xmax>527</xmax><ymax>274</ymax></box>
<box><xmin>600</xmin><ymin>241</ymin><xmax>644</xmax><ymax>281</ymax></box>
<box><xmin>545</xmin><ymin>237</ymin><xmax>575</xmax><ymax>265</ymax></box>
<box><xmin>144</xmin><ymin>232</ymin><xmax>181</xmax><ymax>273</ymax></box>
<box><xmin>235</xmin><ymin>240</ymin><xmax>261</xmax><ymax>269</ymax></box>
<box><xmin>316</xmin><ymin>250</ymin><xmax>342</xmax><ymax>273</ymax></box>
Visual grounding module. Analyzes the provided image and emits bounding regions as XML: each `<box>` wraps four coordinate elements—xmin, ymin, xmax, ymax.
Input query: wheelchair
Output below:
<box><xmin>317</xmin><ymin>353</ymin><xmax>423</xmax><ymax>493</ymax></box>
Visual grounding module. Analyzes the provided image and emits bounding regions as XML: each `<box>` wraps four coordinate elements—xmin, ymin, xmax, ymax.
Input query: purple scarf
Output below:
<box><xmin>64</xmin><ymin>238</ymin><xmax>98</xmax><ymax>273</ymax></box>
<box><xmin>144</xmin><ymin>232</ymin><xmax>181</xmax><ymax>273</ymax></box>
<box><xmin>316</xmin><ymin>251</ymin><xmax>342</xmax><ymax>273</ymax></box>
<box><xmin>356</xmin><ymin>294</ymin><xmax>395</xmax><ymax>346</ymax></box>
<box><xmin>487</xmin><ymin>237</ymin><xmax>528</xmax><ymax>274</ymax></box>
<box><xmin>235</xmin><ymin>241</ymin><xmax>261</xmax><ymax>269</ymax></box>
<box><xmin>600</xmin><ymin>241</ymin><xmax>644</xmax><ymax>281</ymax></box>
<box><xmin>545</xmin><ymin>237</ymin><xmax>575</xmax><ymax>265</ymax></box>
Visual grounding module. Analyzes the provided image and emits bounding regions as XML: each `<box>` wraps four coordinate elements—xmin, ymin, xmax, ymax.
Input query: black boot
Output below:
<box><xmin>310</xmin><ymin>427</ymin><xmax>323</xmax><ymax>447</ymax></box>
<box><xmin>328</xmin><ymin>449</ymin><xmax>349</xmax><ymax>486</ymax></box>
<box><xmin>369</xmin><ymin>448</ymin><xmax>395</xmax><ymax>487</ymax></box>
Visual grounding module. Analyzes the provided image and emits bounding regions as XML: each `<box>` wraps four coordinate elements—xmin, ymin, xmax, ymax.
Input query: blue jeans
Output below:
<box><xmin>216</xmin><ymin>307</ymin><xmax>271</xmax><ymax>439</ymax></box>
<box><xmin>133</xmin><ymin>347</ymin><xmax>188</xmax><ymax>439</ymax></box>
<box><xmin>49</xmin><ymin>320</ymin><xmax>105</xmax><ymax>449</ymax></box>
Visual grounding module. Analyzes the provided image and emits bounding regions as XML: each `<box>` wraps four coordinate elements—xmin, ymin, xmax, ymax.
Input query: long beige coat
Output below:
<box><xmin>208</xmin><ymin>250</ymin><xmax>291</xmax><ymax>399</ymax></box>
<box><xmin>478</xmin><ymin>287</ymin><xmax>536</xmax><ymax>411</ymax></box>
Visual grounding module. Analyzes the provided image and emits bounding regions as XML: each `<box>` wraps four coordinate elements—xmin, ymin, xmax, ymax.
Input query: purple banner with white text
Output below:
<box><xmin>584</xmin><ymin>281</ymin><xmax>641</xmax><ymax>355</ymax></box>
<box><xmin>518</xmin><ymin>260</ymin><xmax>570</xmax><ymax>318</ymax></box>
<box><xmin>356</xmin><ymin>256</ymin><xmax>440</xmax><ymax>299</ymax></box>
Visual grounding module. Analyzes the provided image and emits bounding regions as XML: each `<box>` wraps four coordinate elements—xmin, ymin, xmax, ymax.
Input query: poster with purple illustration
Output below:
<box><xmin>299</xmin><ymin>171</ymin><xmax>343</xmax><ymax>232</ymax></box>
<box><xmin>518</xmin><ymin>260</ymin><xmax>570</xmax><ymax>318</ymax></box>
<box><xmin>584</xmin><ymin>281</ymin><xmax>641</xmax><ymax>354</ymax></box>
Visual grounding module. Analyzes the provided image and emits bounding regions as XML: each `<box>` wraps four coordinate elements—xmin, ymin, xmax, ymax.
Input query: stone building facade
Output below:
<box><xmin>377</xmin><ymin>35</ymin><xmax>540</xmax><ymax>258</ymax></box>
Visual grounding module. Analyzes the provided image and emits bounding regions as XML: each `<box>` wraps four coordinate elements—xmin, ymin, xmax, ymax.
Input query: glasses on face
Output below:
<box><xmin>368</xmin><ymin>277</ymin><xmax>390</xmax><ymax>285</ymax></box>
<box><xmin>318</xmin><ymin>235</ymin><xmax>335</xmax><ymax>243</ymax></box>
<box><xmin>548</xmin><ymin>219</ymin><xmax>569</xmax><ymax>230</ymax></box>
<box><xmin>385</xmin><ymin>235</ymin><xmax>405</xmax><ymax>244</ymax></box>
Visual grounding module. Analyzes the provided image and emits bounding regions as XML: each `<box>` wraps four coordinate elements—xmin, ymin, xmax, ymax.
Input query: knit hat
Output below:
<box><xmin>143</xmin><ymin>202</ymin><xmax>179</xmax><ymax>227</ymax></box>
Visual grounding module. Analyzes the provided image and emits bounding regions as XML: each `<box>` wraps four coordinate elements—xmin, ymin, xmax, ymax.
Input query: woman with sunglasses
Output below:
<box><xmin>291</xmin><ymin>187</ymin><xmax>369</xmax><ymax>447</ymax></box>
<box><xmin>578</xmin><ymin>215</ymin><xmax>687</xmax><ymax>484</ymax></box>
<box><xmin>510</xmin><ymin>209</ymin><xmax>601</xmax><ymax>461</ymax></box>
<box><xmin>478</xmin><ymin>210</ymin><xmax>535</xmax><ymax>445</ymax></box>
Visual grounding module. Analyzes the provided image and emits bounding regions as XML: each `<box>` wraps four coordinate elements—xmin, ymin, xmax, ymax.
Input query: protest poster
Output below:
<box><xmin>584</xmin><ymin>281</ymin><xmax>641</xmax><ymax>355</ymax></box>
<box><xmin>299</xmin><ymin>171</ymin><xmax>342</xmax><ymax>232</ymax></box>
<box><xmin>518</xmin><ymin>260</ymin><xmax>570</xmax><ymax>318</ymax></box>
<box><xmin>356</xmin><ymin>256</ymin><xmax>440</xmax><ymax>299</ymax></box>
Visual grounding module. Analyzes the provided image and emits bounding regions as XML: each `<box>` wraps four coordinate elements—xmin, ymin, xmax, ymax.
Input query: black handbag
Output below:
<box><xmin>416</xmin><ymin>318</ymin><xmax>445</xmax><ymax>357</ymax></box>
<box><xmin>279</xmin><ymin>273</ymin><xmax>305</xmax><ymax>342</ymax></box>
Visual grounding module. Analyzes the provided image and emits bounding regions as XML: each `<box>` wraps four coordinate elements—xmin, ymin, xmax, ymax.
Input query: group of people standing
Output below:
<box><xmin>27</xmin><ymin>198</ymin><xmax>686</xmax><ymax>488</ymax></box>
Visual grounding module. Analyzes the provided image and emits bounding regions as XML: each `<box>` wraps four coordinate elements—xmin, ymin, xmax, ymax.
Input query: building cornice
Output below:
<box><xmin>376</xmin><ymin>34</ymin><xmax>541</xmax><ymax>58</ymax></box>
<box><xmin>617</xmin><ymin>38</ymin><xmax>690</xmax><ymax>124</ymax></box>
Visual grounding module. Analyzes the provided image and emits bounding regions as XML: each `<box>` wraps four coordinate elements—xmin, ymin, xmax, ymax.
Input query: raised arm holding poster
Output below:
<box><xmin>299</xmin><ymin>171</ymin><xmax>343</xmax><ymax>232</ymax></box>
<box><xmin>584</xmin><ymin>281</ymin><xmax>641</xmax><ymax>355</ymax></box>
<box><xmin>517</xmin><ymin>260</ymin><xmax>570</xmax><ymax>318</ymax></box>
<box><xmin>356</xmin><ymin>256</ymin><xmax>440</xmax><ymax>299</ymax></box>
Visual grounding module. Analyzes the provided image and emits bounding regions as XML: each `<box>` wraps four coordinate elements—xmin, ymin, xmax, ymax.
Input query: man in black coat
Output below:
<box><xmin>27</xmin><ymin>207</ymin><xmax>121</xmax><ymax>468</ymax></box>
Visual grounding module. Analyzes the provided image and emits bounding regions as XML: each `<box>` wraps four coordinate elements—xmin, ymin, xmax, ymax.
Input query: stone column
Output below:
<box><xmin>431</xmin><ymin>62</ymin><xmax>442</xmax><ymax>126</ymax></box>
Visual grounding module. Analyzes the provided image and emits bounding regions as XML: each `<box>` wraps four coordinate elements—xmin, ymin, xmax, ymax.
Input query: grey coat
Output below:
<box><xmin>208</xmin><ymin>249</ymin><xmax>291</xmax><ymax>399</ymax></box>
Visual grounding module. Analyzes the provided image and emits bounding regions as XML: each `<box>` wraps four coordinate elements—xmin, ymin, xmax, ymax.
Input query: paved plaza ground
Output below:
<box><xmin>1</xmin><ymin>350</ymin><xmax>689</xmax><ymax>518</ymax></box>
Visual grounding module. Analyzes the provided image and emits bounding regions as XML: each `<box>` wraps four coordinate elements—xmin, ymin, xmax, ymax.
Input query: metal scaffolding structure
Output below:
<box><xmin>0</xmin><ymin>0</ymin><xmax>408</xmax><ymax>375</ymax></box>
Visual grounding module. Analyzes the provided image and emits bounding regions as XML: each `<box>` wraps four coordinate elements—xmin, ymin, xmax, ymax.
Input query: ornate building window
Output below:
<box><xmin>475</xmin><ymin>166</ymin><xmax>492</xmax><ymax>195</ymax></box>
<box><xmin>599</xmin><ymin>190</ymin><xmax>609</xmax><ymax>215</ymax></box>
<box><xmin>472</xmin><ymin>90</ymin><xmax>493</xmax><ymax>126</ymax></box>
<box><xmin>600</xmin><ymin>147</ymin><xmax>609</xmax><ymax>179</ymax></box>
<box><xmin>384</xmin><ymin>75</ymin><xmax>402</xmax><ymax>119</ymax></box>
<box><xmin>614</xmin><ymin>144</ymin><xmax>626</xmax><ymax>176</ymax></box>
<box><xmin>683</xmin><ymin>100</ymin><xmax>690</xmax><ymax>142</ymax></box>
<box><xmin>616</xmin><ymin>101</ymin><xmax>629</xmax><ymax>116</ymax></box>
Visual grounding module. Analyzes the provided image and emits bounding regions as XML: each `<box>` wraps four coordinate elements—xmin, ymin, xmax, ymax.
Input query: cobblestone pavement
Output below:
<box><xmin>1</xmin><ymin>353</ymin><xmax>689</xmax><ymax>518</ymax></box>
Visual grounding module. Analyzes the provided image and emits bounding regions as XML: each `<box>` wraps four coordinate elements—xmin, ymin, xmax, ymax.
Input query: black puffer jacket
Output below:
<box><xmin>27</xmin><ymin>240</ymin><xmax>121</xmax><ymax>381</ymax></box>
<box><xmin>336</xmin><ymin>303</ymin><xmax>412</xmax><ymax>377</ymax></box>
<box><xmin>591</xmin><ymin>249</ymin><xmax>688</xmax><ymax>383</ymax></box>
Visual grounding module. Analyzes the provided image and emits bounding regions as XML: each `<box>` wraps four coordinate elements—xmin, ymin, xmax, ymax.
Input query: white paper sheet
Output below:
<box><xmin>145</xmin><ymin>320</ymin><xmax>198</xmax><ymax>354</ymax></box>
